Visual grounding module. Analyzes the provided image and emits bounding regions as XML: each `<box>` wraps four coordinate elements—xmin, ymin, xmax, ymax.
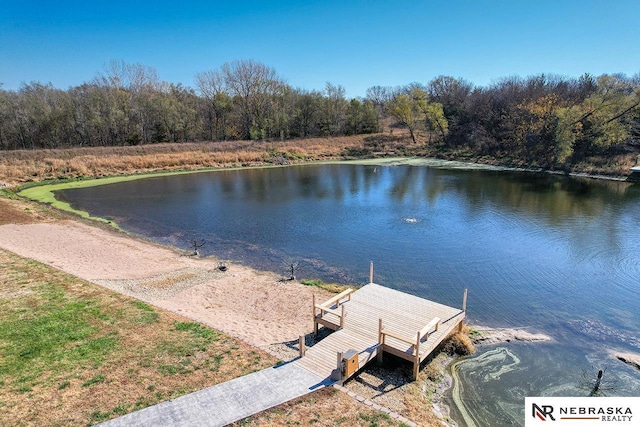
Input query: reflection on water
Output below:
<box><xmin>57</xmin><ymin>164</ymin><xmax>640</xmax><ymax>426</ymax></box>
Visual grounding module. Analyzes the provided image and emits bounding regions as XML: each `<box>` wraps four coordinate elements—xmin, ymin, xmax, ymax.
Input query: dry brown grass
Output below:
<box><xmin>0</xmin><ymin>197</ymin><xmax>38</xmax><ymax>225</ymax></box>
<box><xmin>1</xmin><ymin>126</ymin><xmax>635</xmax><ymax>187</ymax></box>
<box><xmin>232</xmin><ymin>387</ymin><xmax>407</xmax><ymax>427</ymax></box>
<box><xmin>443</xmin><ymin>324</ymin><xmax>476</xmax><ymax>356</ymax></box>
<box><xmin>402</xmin><ymin>354</ymin><xmax>452</xmax><ymax>426</ymax></box>
<box><xmin>0</xmin><ymin>193</ymin><xmax>76</xmax><ymax>225</ymax></box>
<box><xmin>0</xmin><ymin>135</ymin><xmax>408</xmax><ymax>187</ymax></box>
<box><xmin>406</xmin><ymin>326</ymin><xmax>475</xmax><ymax>424</ymax></box>
<box><xmin>401</xmin><ymin>327</ymin><xmax>475</xmax><ymax>426</ymax></box>
<box><xmin>0</xmin><ymin>248</ymin><xmax>278</xmax><ymax>426</ymax></box>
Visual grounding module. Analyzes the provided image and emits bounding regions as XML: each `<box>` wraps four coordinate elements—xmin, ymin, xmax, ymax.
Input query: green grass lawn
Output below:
<box><xmin>0</xmin><ymin>249</ymin><xmax>277</xmax><ymax>426</ymax></box>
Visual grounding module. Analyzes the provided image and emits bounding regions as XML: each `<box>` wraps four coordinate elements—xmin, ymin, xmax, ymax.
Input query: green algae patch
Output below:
<box><xmin>16</xmin><ymin>165</ymin><xmax>298</xmax><ymax>225</ymax></box>
<box><xmin>332</xmin><ymin>156</ymin><xmax>520</xmax><ymax>171</ymax></box>
<box><xmin>18</xmin><ymin>176</ymin><xmax>142</xmax><ymax>226</ymax></box>
<box><xmin>17</xmin><ymin>170</ymin><xmax>215</xmax><ymax>226</ymax></box>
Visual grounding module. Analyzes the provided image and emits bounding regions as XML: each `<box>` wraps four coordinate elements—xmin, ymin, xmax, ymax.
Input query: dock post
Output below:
<box><xmin>299</xmin><ymin>335</ymin><xmax>306</xmax><ymax>357</ymax></box>
<box><xmin>340</xmin><ymin>304</ymin><xmax>345</xmax><ymax>329</ymax></box>
<box><xmin>329</xmin><ymin>351</ymin><xmax>345</xmax><ymax>382</ymax></box>
<box><xmin>369</xmin><ymin>261</ymin><xmax>374</xmax><ymax>284</ymax></box>
<box><xmin>462</xmin><ymin>288</ymin><xmax>468</xmax><ymax>313</ymax></box>
<box><xmin>377</xmin><ymin>318</ymin><xmax>384</xmax><ymax>364</ymax></box>
<box><xmin>459</xmin><ymin>288</ymin><xmax>468</xmax><ymax>333</ymax></box>
<box><xmin>413</xmin><ymin>331</ymin><xmax>421</xmax><ymax>380</ymax></box>
<box><xmin>313</xmin><ymin>294</ymin><xmax>318</xmax><ymax>337</ymax></box>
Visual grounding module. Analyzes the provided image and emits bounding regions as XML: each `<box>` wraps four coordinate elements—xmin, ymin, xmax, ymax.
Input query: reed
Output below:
<box><xmin>444</xmin><ymin>323</ymin><xmax>476</xmax><ymax>356</ymax></box>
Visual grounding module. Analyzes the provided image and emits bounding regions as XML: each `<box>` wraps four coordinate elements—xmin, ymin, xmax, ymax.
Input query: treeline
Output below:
<box><xmin>0</xmin><ymin>59</ymin><xmax>379</xmax><ymax>150</ymax></box>
<box><xmin>1</xmin><ymin>59</ymin><xmax>639</xmax><ymax>169</ymax></box>
<box><xmin>373</xmin><ymin>73</ymin><xmax>640</xmax><ymax>166</ymax></box>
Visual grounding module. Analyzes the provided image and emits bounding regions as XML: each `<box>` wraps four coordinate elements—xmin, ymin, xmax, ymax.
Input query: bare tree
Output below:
<box><xmin>320</xmin><ymin>82</ymin><xmax>348</xmax><ymax>136</ymax></box>
<box><xmin>366</xmin><ymin>85</ymin><xmax>393</xmax><ymax>108</ymax></box>
<box><xmin>195</xmin><ymin>69</ymin><xmax>230</xmax><ymax>140</ymax></box>
<box><xmin>98</xmin><ymin>60</ymin><xmax>159</xmax><ymax>93</ymax></box>
<box><xmin>282</xmin><ymin>258</ymin><xmax>300</xmax><ymax>281</ymax></box>
<box><xmin>190</xmin><ymin>238</ymin><xmax>205</xmax><ymax>256</ymax></box>
<box><xmin>221</xmin><ymin>59</ymin><xmax>282</xmax><ymax>140</ymax></box>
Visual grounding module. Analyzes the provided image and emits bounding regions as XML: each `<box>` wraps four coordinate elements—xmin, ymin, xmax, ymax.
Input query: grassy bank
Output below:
<box><xmin>0</xmin><ymin>136</ymin><xmax>387</xmax><ymax>187</ymax></box>
<box><xmin>0</xmin><ymin>248</ymin><xmax>278</xmax><ymax>426</ymax></box>
<box><xmin>1</xmin><ymin>133</ymin><xmax>637</xmax><ymax>190</ymax></box>
<box><xmin>300</xmin><ymin>279</ymin><xmax>352</xmax><ymax>294</ymax></box>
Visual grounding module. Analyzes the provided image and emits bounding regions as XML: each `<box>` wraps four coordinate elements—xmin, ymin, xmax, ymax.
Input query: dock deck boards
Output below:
<box><xmin>294</xmin><ymin>283</ymin><xmax>465</xmax><ymax>381</ymax></box>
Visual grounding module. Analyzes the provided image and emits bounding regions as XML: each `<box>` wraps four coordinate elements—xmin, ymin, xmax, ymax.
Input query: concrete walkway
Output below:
<box><xmin>98</xmin><ymin>363</ymin><xmax>330</xmax><ymax>427</ymax></box>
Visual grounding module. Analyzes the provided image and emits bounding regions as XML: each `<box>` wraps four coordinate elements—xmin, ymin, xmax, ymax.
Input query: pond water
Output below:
<box><xmin>57</xmin><ymin>163</ymin><xmax>640</xmax><ymax>425</ymax></box>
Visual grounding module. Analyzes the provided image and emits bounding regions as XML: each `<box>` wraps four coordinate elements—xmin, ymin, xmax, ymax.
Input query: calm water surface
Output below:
<box><xmin>58</xmin><ymin>164</ymin><xmax>640</xmax><ymax>426</ymax></box>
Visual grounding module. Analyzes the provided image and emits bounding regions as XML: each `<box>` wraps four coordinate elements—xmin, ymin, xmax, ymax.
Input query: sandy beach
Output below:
<box><xmin>0</xmin><ymin>202</ymin><xmax>334</xmax><ymax>351</ymax></box>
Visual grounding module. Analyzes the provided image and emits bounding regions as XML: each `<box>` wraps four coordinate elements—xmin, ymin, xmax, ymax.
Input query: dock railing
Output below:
<box><xmin>313</xmin><ymin>288</ymin><xmax>355</xmax><ymax>336</ymax></box>
<box><xmin>378</xmin><ymin>316</ymin><xmax>441</xmax><ymax>379</ymax></box>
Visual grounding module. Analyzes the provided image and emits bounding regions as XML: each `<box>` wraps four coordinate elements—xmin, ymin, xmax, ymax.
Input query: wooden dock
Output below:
<box><xmin>294</xmin><ymin>283</ymin><xmax>466</xmax><ymax>382</ymax></box>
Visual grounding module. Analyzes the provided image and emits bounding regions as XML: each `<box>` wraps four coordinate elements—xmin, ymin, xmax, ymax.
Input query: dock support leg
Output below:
<box><xmin>413</xmin><ymin>331</ymin><xmax>421</xmax><ymax>380</ymax></box>
<box><xmin>299</xmin><ymin>335</ymin><xmax>306</xmax><ymax>358</ymax></box>
<box><xmin>329</xmin><ymin>351</ymin><xmax>344</xmax><ymax>383</ymax></box>
<box><xmin>458</xmin><ymin>288</ymin><xmax>468</xmax><ymax>333</ymax></box>
<box><xmin>369</xmin><ymin>261</ymin><xmax>374</xmax><ymax>284</ymax></box>
<box><xmin>412</xmin><ymin>359</ymin><xmax>419</xmax><ymax>381</ymax></box>
<box><xmin>313</xmin><ymin>294</ymin><xmax>318</xmax><ymax>337</ymax></box>
<box><xmin>377</xmin><ymin>318</ymin><xmax>384</xmax><ymax>364</ymax></box>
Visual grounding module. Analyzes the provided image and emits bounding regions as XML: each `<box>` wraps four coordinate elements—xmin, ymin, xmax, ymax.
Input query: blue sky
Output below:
<box><xmin>2</xmin><ymin>0</ymin><xmax>639</xmax><ymax>97</ymax></box>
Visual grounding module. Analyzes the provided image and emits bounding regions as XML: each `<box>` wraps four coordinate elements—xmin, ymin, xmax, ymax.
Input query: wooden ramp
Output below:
<box><xmin>294</xmin><ymin>283</ymin><xmax>466</xmax><ymax>381</ymax></box>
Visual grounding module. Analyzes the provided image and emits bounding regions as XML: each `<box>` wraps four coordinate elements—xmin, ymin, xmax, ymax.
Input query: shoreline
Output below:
<box><xmin>0</xmin><ymin>216</ymin><xmax>336</xmax><ymax>351</ymax></box>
